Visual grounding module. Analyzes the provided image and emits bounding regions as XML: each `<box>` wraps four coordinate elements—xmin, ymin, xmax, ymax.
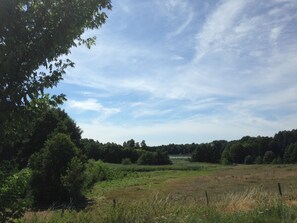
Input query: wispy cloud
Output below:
<box><xmin>54</xmin><ymin>0</ymin><xmax>297</xmax><ymax>144</ymax></box>
<box><xmin>195</xmin><ymin>0</ymin><xmax>249</xmax><ymax>60</ymax></box>
<box><xmin>67</xmin><ymin>99</ymin><xmax>120</xmax><ymax>115</ymax></box>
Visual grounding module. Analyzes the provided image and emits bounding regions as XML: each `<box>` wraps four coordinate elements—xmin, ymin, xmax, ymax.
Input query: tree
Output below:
<box><xmin>126</xmin><ymin>139</ymin><xmax>135</xmax><ymax>148</ymax></box>
<box><xmin>140</xmin><ymin>140</ymin><xmax>147</xmax><ymax>149</ymax></box>
<box><xmin>283</xmin><ymin>143</ymin><xmax>297</xmax><ymax>163</ymax></box>
<box><xmin>0</xmin><ymin>0</ymin><xmax>112</xmax><ymax>110</ymax></box>
<box><xmin>220</xmin><ymin>148</ymin><xmax>232</xmax><ymax>165</ymax></box>
<box><xmin>61</xmin><ymin>157</ymin><xmax>85</xmax><ymax>201</ymax></box>
<box><xmin>263</xmin><ymin>151</ymin><xmax>275</xmax><ymax>164</ymax></box>
<box><xmin>28</xmin><ymin>133</ymin><xmax>81</xmax><ymax>205</ymax></box>
<box><xmin>229</xmin><ymin>143</ymin><xmax>246</xmax><ymax>163</ymax></box>
<box><xmin>16</xmin><ymin>108</ymin><xmax>82</xmax><ymax>167</ymax></box>
<box><xmin>0</xmin><ymin>0</ymin><xmax>112</xmax><ymax>161</ymax></box>
<box><xmin>137</xmin><ymin>150</ymin><xmax>172</xmax><ymax>165</ymax></box>
<box><xmin>244</xmin><ymin>155</ymin><xmax>253</xmax><ymax>165</ymax></box>
<box><xmin>81</xmin><ymin>138</ymin><xmax>103</xmax><ymax>160</ymax></box>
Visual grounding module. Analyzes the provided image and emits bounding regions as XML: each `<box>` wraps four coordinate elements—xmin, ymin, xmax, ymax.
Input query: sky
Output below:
<box><xmin>53</xmin><ymin>0</ymin><xmax>297</xmax><ymax>146</ymax></box>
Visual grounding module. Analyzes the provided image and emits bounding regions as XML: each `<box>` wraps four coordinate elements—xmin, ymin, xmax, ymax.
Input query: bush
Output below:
<box><xmin>61</xmin><ymin>157</ymin><xmax>85</xmax><ymax>201</ymax></box>
<box><xmin>137</xmin><ymin>150</ymin><xmax>172</xmax><ymax>165</ymax></box>
<box><xmin>0</xmin><ymin>168</ymin><xmax>32</xmax><ymax>222</ymax></box>
<box><xmin>121</xmin><ymin>158</ymin><xmax>132</xmax><ymax>165</ymax></box>
<box><xmin>220</xmin><ymin>149</ymin><xmax>232</xmax><ymax>165</ymax></box>
<box><xmin>254</xmin><ymin>156</ymin><xmax>262</xmax><ymax>164</ymax></box>
<box><xmin>284</xmin><ymin>143</ymin><xmax>297</xmax><ymax>163</ymax></box>
<box><xmin>28</xmin><ymin>133</ymin><xmax>82</xmax><ymax>205</ymax></box>
<box><xmin>263</xmin><ymin>151</ymin><xmax>275</xmax><ymax>164</ymax></box>
<box><xmin>83</xmin><ymin>159</ymin><xmax>110</xmax><ymax>189</ymax></box>
<box><xmin>244</xmin><ymin>155</ymin><xmax>253</xmax><ymax>165</ymax></box>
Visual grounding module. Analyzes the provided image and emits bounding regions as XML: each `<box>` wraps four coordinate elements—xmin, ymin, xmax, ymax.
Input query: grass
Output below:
<box><xmin>22</xmin><ymin>160</ymin><xmax>297</xmax><ymax>223</ymax></box>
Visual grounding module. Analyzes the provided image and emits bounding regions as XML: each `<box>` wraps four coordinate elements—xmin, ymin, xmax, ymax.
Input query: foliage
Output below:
<box><xmin>283</xmin><ymin>143</ymin><xmax>297</xmax><ymax>163</ymax></box>
<box><xmin>61</xmin><ymin>157</ymin><xmax>85</xmax><ymax>201</ymax></box>
<box><xmin>137</xmin><ymin>150</ymin><xmax>172</xmax><ymax>165</ymax></box>
<box><xmin>121</xmin><ymin>158</ymin><xmax>132</xmax><ymax>165</ymax></box>
<box><xmin>191</xmin><ymin>142</ymin><xmax>225</xmax><ymax>163</ymax></box>
<box><xmin>81</xmin><ymin>138</ymin><xmax>103</xmax><ymax>161</ymax></box>
<box><xmin>16</xmin><ymin>108</ymin><xmax>82</xmax><ymax>167</ymax></box>
<box><xmin>28</xmin><ymin>133</ymin><xmax>81</xmax><ymax>205</ymax></box>
<box><xmin>254</xmin><ymin>156</ymin><xmax>262</xmax><ymax>164</ymax></box>
<box><xmin>83</xmin><ymin>160</ymin><xmax>111</xmax><ymax>190</ymax></box>
<box><xmin>244</xmin><ymin>155</ymin><xmax>253</xmax><ymax>165</ymax></box>
<box><xmin>220</xmin><ymin>148</ymin><xmax>232</xmax><ymax>165</ymax></box>
<box><xmin>263</xmin><ymin>151</ymin><xmax>275</xmax><ymax>164</ymax></box>
<box><xmin>81</xmin><ymin>139</ymin><xmax>143</xmax><ymax>164</ymax></box>
<box><xmin>0</xmin><ymin>0</ymin><xmax>111</xmax><ymax>164</ymax></box>
<box><xmin>0</xmin><ymin>0</ymin><xmax>111</xmax><ymax>110</ymax></box>
<box><xmin>229</xmin><ymin>143</ymin><xmax>246</xmax><ymax>163</ymax></box>
<box><xmin>0</xmin><ymin>168</ymin><xmax>32</xmax><ymax>223</ymax></box>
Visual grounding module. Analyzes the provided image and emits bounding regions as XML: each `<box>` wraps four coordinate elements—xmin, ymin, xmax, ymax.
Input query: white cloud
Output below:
<box><xmin>57</xmin><ymin>0</ymin><xmax>297</xmax><ymax>145</ymax></box>
<box><xmin>67</xmin><ymin>99</ymin><xmax>120</xmax><ymax>115</ymax></box>
<box><xmin>167</xmin><ymin>11</ymin><xmax>194</xmax><ymax>38</ymax></box>
<box><xmin>195</xmin><ymin>0</ymin><xmax>249</xmax><ymax>59</ymax></box>
<box><xmin>270</xmin><ymin>26</ymin><xmax>283</xmax><ymax>43</ymax></box>
<box><xmin>79</xmin><ymin>110</ymin><xmax>297</xmax><ymax>145</ymax></box>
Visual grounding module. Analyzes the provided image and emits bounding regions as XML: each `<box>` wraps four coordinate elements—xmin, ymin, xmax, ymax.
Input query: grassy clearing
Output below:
<box><xmin>22</xmin><ymin>161</ymin><xmax>297</xmax><ymax>223</ymax></box>
<box><xmin>23</xmin><ymin>188</ymin><xmax>297</xmax><ymax>223</ymax></box>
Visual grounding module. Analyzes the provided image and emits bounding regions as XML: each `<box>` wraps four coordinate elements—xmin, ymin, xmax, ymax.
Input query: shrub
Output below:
<box><xmin>0</xmin><ymin>168</ymin><xmax>32</xmax><ymax>222</ymax></box>
<box><xmin>121</xmin><ymin>158</ymin><xmax>132</xmax><ymax>165</ymax></box>
<box><xmin>137</xmin><ymin>150</ymin><xmax>172</xmax><ymax>165</ymax></box>
<box><xmin>254</xmin><ymin>156</ymin><xmax>262</xmax><ymax>164</ymax></box>
<box><xmin>263</xmin><ymin>151</ymin><xmax>275</xmax><ymax>164</ymax></box>
<box><xmin>244</xmin><ymin>155</ymin><xmax>253</xmax><ymax>165</ymax></box>
<box><xmin>83</xmin><ymin>159</ymin><xmax>110</xmax><ymax>189</ymax></box>
<box><xmin>220</xmin><ymin>149</ymin><xmax>232</xmax><ymax>165</ymax></box>
<box><xmin>284</xmin><ymin>143</ymin><xmax>297</xmax><ymax>163</ymax></box>
<box><xmin>61</xmin><ymin>157</ymin><xmax>85</xmax><ymax>201</ymax></box>
<box><xmin>28</xmin><ymin>133</ymin><xmax>82</xmax><ymax>205</ymax></box>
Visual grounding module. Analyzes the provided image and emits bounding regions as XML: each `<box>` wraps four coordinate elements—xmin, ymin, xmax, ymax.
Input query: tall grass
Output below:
<box><xmin>23</xmin><ymin>187</ymin><xmax>297</xmax><ymax>223</ymax></box>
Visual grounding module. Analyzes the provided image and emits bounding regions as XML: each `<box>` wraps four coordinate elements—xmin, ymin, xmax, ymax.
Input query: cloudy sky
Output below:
<box><xmin>53</xmin><ymin>0</ymin><xmax>297</xmax><ymax>146</ymax></box>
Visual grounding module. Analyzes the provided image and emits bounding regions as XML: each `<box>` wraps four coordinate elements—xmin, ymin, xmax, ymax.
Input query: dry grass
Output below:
<box><xmin>22</xmin><ymin>164</ymin><xmax>297</xmax><ymax>222</ymax></box>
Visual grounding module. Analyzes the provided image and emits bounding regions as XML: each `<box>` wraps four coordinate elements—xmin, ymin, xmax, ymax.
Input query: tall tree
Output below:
<box><xmin>0</xmin><ymin>0</ymin><xmax>112</xmax><ymax>148</ymax></box>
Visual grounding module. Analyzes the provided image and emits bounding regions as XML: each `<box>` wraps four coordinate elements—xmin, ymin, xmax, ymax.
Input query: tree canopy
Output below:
<box><xmin>0</xmin><ymin>0</ymin><xmax>112</xmax><ymax>111</ymax></box>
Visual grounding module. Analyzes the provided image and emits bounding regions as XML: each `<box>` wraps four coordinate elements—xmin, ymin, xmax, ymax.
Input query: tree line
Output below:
<box><xmin>189</xmin><ymin>130</ymin><xmax>297</xmax><ymax>165</ymax></box>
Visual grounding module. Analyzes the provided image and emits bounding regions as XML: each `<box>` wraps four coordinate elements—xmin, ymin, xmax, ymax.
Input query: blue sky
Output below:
<box><xmin>53</xmin><ymin>0</ymin><xmax>297</xmax><ymax>146</ymax></box>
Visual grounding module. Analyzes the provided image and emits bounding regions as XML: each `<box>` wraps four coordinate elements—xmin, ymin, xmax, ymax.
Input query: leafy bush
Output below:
<box><xmin>61</xmin><ymin>157</ymin><xmax>85</xmax><ymax>201</ymax></box>
<box><xmin>28</xmin><ymin>133</ymin><xmax>82</xmax><ymax>205</ymax></box>
<box><xmin>84</xmin><ymin>159</ymin><xmax>110</xmax><ymax>189</ymax></box>
<box><xmin>0</xmin><ymin>168</ymin><xmax>32</xmax><ymax>222</ymax></box>
<box><xmin>254</xmin><ymin>156</ymin><xmax>262</xmax><ymax>164</ymax></box>
<box><xmin>220</xmin><ymin>149</ymin><xmax>232</xmax><ymax>165</ymax></box>
<box><xmin>137</xmin><ymin>150</ymin><xmax>172</xmax><ymax>165</ymax></box>
<box><xmin>263</xmin><ymin>151</ymin><xmax>275</xmax><ymax>164</ymax></box>
<box><xmin>283</xmin><ymin>143</ymin><xmax>297</xmax><ymax>163</ymax></box>
<box><xmin>121</xmin><ymin>158</ymin><xmax>132</xmax><ymax>165</ymax></box>
<box><xmin>244</xmin><ymin>155</ymin><xmax>253</xmax><ymax>165</ymax></box>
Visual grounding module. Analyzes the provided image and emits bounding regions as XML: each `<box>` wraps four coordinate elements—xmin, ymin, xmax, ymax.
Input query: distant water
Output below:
<box><xmin>169</xmin><ymin>156</ymin><xmax>191</xmax><ymax>159</ymax></box>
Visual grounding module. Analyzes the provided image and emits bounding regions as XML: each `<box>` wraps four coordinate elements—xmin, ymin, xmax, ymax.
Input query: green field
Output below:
<box><xmin>23</xmin><ymin>159</ymin><xmax>297</xmax><ymax>223</ymax></box>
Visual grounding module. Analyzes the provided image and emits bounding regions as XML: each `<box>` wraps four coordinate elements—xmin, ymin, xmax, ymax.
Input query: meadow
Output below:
<box><xmin>23</xmin><ymin>159</ymin><xmax>297</xmax><ymax>223</ymax></box>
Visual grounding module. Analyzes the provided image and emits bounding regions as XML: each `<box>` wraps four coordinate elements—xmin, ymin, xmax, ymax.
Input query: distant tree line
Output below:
<box><xmin>81</xmin><ymin>138</ymin><xmax>171</xmax><ymax>165</ymax></box>
<box><xmin>190</xmin><ymin>130</ymin><xmax>297</xmax><ymax>165</ymax></box>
